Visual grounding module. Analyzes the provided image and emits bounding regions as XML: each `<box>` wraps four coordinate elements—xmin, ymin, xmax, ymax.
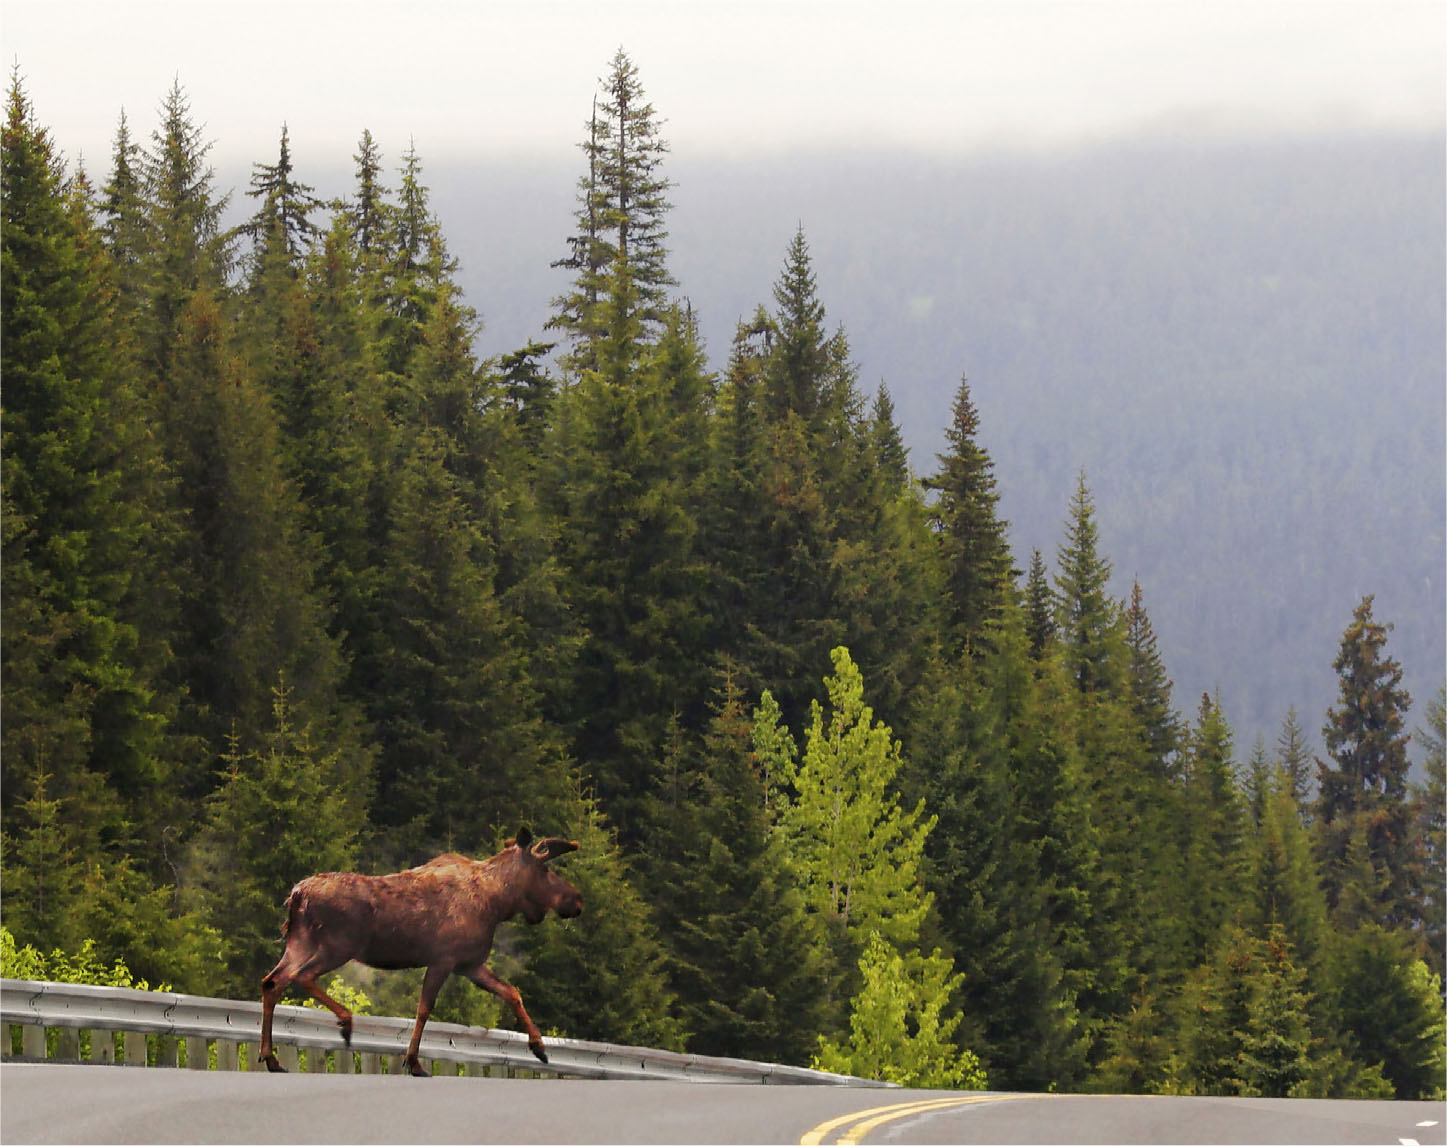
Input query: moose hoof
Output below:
<box><xmin>529</xmin><ymin>1041</ymin><xmax>549</xmax><ymax>1065</ymax></box>
<box><xmin>263</xmin><ymin>1053</ymin><xmax>287</xmax><ymax>1074</ymax></box>
<box><xmin>338</xmin><ymin>1018</ymin><xmax>353</xmax><ymax>1048</ymax></box>
<box><xmin>405</xmin><ymin>1056</ymin><xmax>430</xmax><ymax>1078</ymax></box>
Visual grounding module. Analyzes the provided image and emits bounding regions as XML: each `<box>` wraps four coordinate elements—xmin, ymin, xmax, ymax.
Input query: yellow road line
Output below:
<box><xmin>800</xmin><ymin>1093</ymin><xmax>1020</xmax><ymax>1145</ymax></box>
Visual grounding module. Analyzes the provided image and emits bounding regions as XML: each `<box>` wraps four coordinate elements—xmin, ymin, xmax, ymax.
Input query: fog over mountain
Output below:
<box><xmin>268</xmin><ymin>127</ymin><xmax>1444</xmax><ymax>766</ymax></box>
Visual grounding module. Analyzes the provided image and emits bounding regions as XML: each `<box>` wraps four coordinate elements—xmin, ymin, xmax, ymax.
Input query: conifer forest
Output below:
<box><xmin>3</xmin><ymin>52</ymin><xmax>1443</xmax><ymax>1098</ymax></box>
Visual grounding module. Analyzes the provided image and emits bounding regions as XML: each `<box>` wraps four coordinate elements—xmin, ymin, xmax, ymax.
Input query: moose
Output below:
<box><xmin>259</xmin><ymin>827</ymin><xmax>582</xmax><ymax>1076</ymax></box>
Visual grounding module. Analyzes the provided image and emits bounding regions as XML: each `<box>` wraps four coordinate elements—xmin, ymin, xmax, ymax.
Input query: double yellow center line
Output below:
<box><xmin>801</xmin><ymin>1093</ymin><xmax>1022</xmax><ymax>1145</ymax></box>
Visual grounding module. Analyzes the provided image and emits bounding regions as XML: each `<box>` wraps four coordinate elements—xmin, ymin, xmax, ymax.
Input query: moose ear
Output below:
<box><xmin>513</xmin><ymin>826</ymin><xmax>533</xmax><ymax>850</ymax></box>
<box><xmin>532</xmin><ymin>837</ymin><xmax>580</xmax><ymax>862</ymax></box>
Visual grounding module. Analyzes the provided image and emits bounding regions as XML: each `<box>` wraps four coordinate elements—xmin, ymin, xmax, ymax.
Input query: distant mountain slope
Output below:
<box><xmin>429</xmin><ymin>129</ymin><xmax>1443</xmax><ymax>764</ymax></box>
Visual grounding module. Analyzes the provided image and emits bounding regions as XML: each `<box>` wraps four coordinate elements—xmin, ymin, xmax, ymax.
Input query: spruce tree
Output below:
<box><xmin>2</xmin><ymin>76</ymin><xmax>172</xmax><ymax>879</ymax></box>
<box><xmin>642</xmin><ymin>676</ymin><xmax>830</xmax><ymax>1064</ymax></box>
<box><xmin>923</xmin><ymin>375</ymin><xmax>1013</xmax><ymax>655</ymax></box>
<box><xmin>1055</xmin><ymin>472</ymin><xmax>1124</xmax><ymax>697</ymax></box>
<box><xmin>1412</xmin><ymin>685</ymin><xmax>1445</xmax><ymax>977</ymax></box>
<box><xmin>1314</xmin><ymin>596</ymin><xmax>1416</xmax><ymax>927</ymax></box>
<box><xmin>1275</xmin><ymin>706</ymin><xmax>1315</xmax><ymax>818</ymax></box>
<box><xmin>550</xmin><ymin>48</ymin><xmax>675</xmax><ymax>376</ymax></box>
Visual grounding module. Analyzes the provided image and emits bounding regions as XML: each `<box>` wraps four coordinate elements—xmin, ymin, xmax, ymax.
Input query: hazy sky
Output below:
<box><xmin>5</xmin><ymin>1</ymin><xmax>1444</xmax><ymax>171</ymax></box>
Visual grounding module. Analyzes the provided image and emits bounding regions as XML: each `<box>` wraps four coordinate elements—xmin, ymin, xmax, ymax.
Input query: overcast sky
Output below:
<box><xmin>4</xmin><ymin>1</ymin><xmax>1444</xmax><ymax>172</ymax></box>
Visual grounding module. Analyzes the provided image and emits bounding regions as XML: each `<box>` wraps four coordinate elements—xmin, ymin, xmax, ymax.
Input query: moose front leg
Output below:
<box><xmin>403</xmin><ymin>964</ymin><xmax>452</xmax><ymax>1077</ymax></box>
<box><xmin>464</xmin><ymin>963</ymin><xmax>550</xmax><ymax>1064</ymax></box>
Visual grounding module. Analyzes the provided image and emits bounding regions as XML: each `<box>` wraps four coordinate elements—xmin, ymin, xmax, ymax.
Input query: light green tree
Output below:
<box><xmin>775</xmin><ymin>646</ymin><xmax>936</xmax><ymax>951</ymax></box>
<box><xmin>814</xmin><ymin>932</ymin><xmax>987</xmax><ymax>1089</ymax></box>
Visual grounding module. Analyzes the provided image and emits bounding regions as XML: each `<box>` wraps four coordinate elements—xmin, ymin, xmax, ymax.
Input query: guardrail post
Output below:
<box><xmin>122</xmin><ymin>1030</ymin><xmax>147</xmax><ymax>1066</ymax></box>
<box><xmin>92</xmin><ymin>1031</ymin><xmax>118</xmax><ymax>1064</ymax></box>
<box><xmin>185</xmin><ymin>1036</ymin><xmax>208</xmax><ymax>1070</ymax></box>
<box><xmin>21</xmin><ymin>1024</ymin><xmax>45</xmax><ymax>1060</ymax></box>
<box><xmin>335</xmin><ymin>1049</ymin><xmax>356</xmax><ymax>1074</ymax></box>
<box><xmin>361</xmin><ymin>1051</ymin><xmax>380</xmax><ymax>1074</ymax></box>
<box><xmin>56</xmin><ymin>1028</ymin><xmax>81</xmax><ymax>1062</ymax></box>
<box><xmin>277</xmin><ymin>1044</ymin><xmax>299</xmax><ymax>1072</ymax></box>
<box><xmin>215</xmin><ymin>1039</ymin><xmax>240</xmax><ymax>1072</ymax></box>
<box><xmin>304</xmin><ymin>1047</ymin><xmax>328</xmax><ymax>1073</ymax></box>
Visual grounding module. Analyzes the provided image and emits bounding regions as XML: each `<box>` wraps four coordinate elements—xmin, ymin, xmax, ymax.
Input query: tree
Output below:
<box><xmin>1327</xmin><ymin>923</ymin><xmax>1446</xmax><ymax>1099</ymax></box>
<box><xmin>1275</xmin><ymin>706</ymin><xmax>1315</xmax><ymax>816</ymax></box>
<box><xmin>1314</xmin><ymin>596</ymin><xmax>1417</xmax><ymax>927</ymax></box>
<box><xmin>1180</xmin><ymin>693</ymin><xmax>1247</xmax><ymax>956</ymax></box>
<box><xmin>2</xmin><ymin>75</ymin><xmax>173</xmax><ymax>874</ymax></box>
<box><xmin>1412</xmin><ymin>685</ymin><xmax>1445</xmax><ymax>976</ymax></box>
<box><xmin>136</xmin><ymin>79</ymin><xmax>232</xmax><ymax>380</ymax></box>
<box><xmin>1181</xmin><ymin>925</ymin><xmax>1317</xmax><ymax>1097</ymax></box>
<box><xmin>641</xmin><ymin>676</ymin><xmax>831</xmax><ymax>1064</ymax></box>
<box><xmin>550</xmin><ymin>48</ymin><xmax>675</xmax><ymax>376</ymax></box>
<box><xmin>813</xmin><ymin>931</ymin><xmax>987</xmax><ymax>1089</ymax></box>
<box><xmin>508</xmin><ymin>775</ymin><xmax>686</xmax><ymax>1051</ymax></box>
<box><xmin>183</xmin><ymin>681</ymin><xmax>364</xmax><ymax>993</ymax></box>
<box><xmin>1055</xmin><ymin>472</ymin><xmax>1125</xmax><ymax>697</ymax></box>
<box><xmin>1024</xmin><ymin>547</ymin><xmax>1057</xmax><ymax>660</ymax></box>
<box><xmin>923</xmin><ymin>375</ymin><xmax>1013</xmax><ymax>655</ymax></box>
<box><xmin>1123</xmin><ymin>579</ymin><xmax>1181</xmax><ymax>774</ymax></box>
<box><xmin>237</xmin><ymin>123</ymin><xmax>320</xmax><ymax>275</ymax></box>
<box><xmin>773</xmin><ymin>647</ymin><xmax>937</xmax><ymax>953</ymax></box>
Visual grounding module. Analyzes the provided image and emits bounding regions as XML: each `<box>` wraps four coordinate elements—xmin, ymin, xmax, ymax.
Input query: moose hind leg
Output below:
<box><xmin>465</xmin><ymin>964</ymin><xmax>549</xmax><ymax>1064</ymax></box>
<box><xmin>260</xmin><ymin>958</ymin><xmax>295</xmax><ymax>1073</ymax></box>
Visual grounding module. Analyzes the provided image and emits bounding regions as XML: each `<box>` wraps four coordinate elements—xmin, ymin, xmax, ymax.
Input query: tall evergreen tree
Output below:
<box><xmin>1275</xmin><ymin>706</ymin><xmax>1315</xmax><ymax>818</ymax></box>
<box><xmin>1412</xmin><ymin>685</ymin><xmax>1445</xmax><ymax>977</ymax></box>
<box><xmin>1180</xmin><ymin>693</ymin><xmax>1248</xmax><ymax>956</ymax></box>
<box><xmin>1024</xmin><ymin>547</ymin><xmax>1057</xmax><ymax>660</ymax></box>
<box><xmin>1123</xmin><ymin>579</ymin><xmax>1181</xmax><ymax>774</ymax></box>
<box><xmin>1314</xmin><ymin>596</ymin><xmax>1416</xmax><ymax>928</ymax></box>
<box><xmin>923</xmin><ymin>375</ymin><xmax>1013</xmax><ymax>654</ymax></box>
<box><xmin>641</xmin><ymin>676</ymin><xmax>831</xmax><ymax>1064</ymax></box>
<box><xmin>550</xmin><ymin>48</ymin><xmax>675</xmax><ymax>376</ymax></box>
<box><xmin>2</xmin><ymin>76</ymin><xmax>171</xmax><ymax>867</ymax></box>
<box><xmin>1055</xmin><ymin>472</ymin><xmax>1125</xmax><ymax>697</ymax></box>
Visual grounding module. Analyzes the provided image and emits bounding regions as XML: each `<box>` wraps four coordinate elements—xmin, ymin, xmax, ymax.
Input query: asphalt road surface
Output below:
<box><xmin>1</xmin><ymin>1063</ymin><xmax>1442</xmax><ymax>1144</ymax></box>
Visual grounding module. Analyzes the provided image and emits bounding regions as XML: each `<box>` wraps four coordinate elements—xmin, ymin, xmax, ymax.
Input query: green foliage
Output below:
<box><xmin>184</xmin><ymin>680</ymin><xmax>364</xmax><ymax>994</ymax></box>
<box><xmin>814</xmin><ymin>932</ymin><xmax>987</xmax><ymax>1090</ymax></box>
<box><xmin>776</xmin><ymin>647</ymin><xmax>936</xmax><ymax>951</ymax></box>
<box><xmin>0</xmin><ymin>924</ymin><xmax>169</xmax><ymax>992</ymax></box>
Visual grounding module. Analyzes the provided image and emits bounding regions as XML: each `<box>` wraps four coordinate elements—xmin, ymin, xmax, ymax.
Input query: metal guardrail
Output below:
<box><xmin>0</xmin><ymin>978</ymin><xmax>892</xmax><ymax>1086</ymax></box>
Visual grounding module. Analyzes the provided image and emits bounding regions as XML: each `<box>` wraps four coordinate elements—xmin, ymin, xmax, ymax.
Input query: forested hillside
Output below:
<box><xmin>3</xmin><ymin>54</ymin><xmax>1443</xmax><ymax>1098</ymax></box>
<box><xmin>418</xmin><ymin>134</ymin><xmax>1446</xmax><ymax>763</ymax></box>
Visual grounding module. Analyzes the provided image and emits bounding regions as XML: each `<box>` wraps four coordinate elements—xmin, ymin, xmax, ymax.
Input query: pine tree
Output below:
<box><xmin>237</xmin><ymin>123</ymin><xmax>320</xmax><ymax>275</ymax></box>
<box><xmin>1412</xmin><ymin>685</ymin><xmax>1445</xmax><ymax>977</ymax></box>
<box><xmin>550</xmin><ymin>48</ymin><xmax>675</xmax><ymax>376</ymax></box>
<box><xmin>1055</xmin><ymin>472</ymin><xmax>1124</xmax><ymax>697</ymax></box>
<box><xmin>813</xmin><ymin>932</ymin><xmax>987</xmax><ymax>1089</ymax></box>
<box><xmin>345</xmin><ymin>129</ymin><xmax>388</xmax><ymax>259</ymax></box>
<box><xmin>1181</xmin><ymin>693</ymin><xmax>1248</xmax><ymax>956</ymax></box>
<box><xmin>1024</xmin><ymin>547</ymin><xmax>1057</xmax><ymax>660</ymax></box>
<box><xmin>508</xmin><ymin>776</ymin><xmax>686</xmax><ymax>1050</ymax></box>
<box><xmin>185</xmin><ymin>680</ymin><xmax>365</xmax><ymax>993</ymax></box>
<box><xmin>1275</xmin><ymin>706</ymin><xmax>1315</xmax><ymax>818</ymax></box>
<box><xmin>1243</xmin><ymin>767</ymin><xmax>1328</xmax><ymax>975</ymax></box>
<box><xmin>1314</xmin><ymin>596</ymin><xmax>1416</xmax><ymax>927</ymax></box>
<box><xmin>1123</xmin><ymin>579</ymin><xmax>1181</xmax><ymax>774</ymax></box>
<box><xmin>923</xmin><ymin>375</ymin><xmax>1013</xmax><ymax>655</ymax></box>
<box><xmin>137</xmin><ymin>80</ymin><xmax>232</xmax><ymax>381</ymax></box>
<box><xmin>642</xmin><ymin>676</ymin><xmax>831</xmax><ymax>1064</ymax></box>
<box><xmin>2</xmin><ymin>75</ymin><xmax>172</xmax><ymax>873</ymax></box>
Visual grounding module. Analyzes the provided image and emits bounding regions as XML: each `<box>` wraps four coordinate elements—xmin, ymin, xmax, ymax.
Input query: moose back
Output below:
<box><xmin>259</xmin><ymin>827</ymin><xmax>582</xmax><ymax>1076</ymax></box>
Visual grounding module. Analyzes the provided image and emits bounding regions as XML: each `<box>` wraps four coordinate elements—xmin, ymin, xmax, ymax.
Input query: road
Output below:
<box><xmin>1</xmin><ymin>1063</ymin><xmax>1441</xmax><ymax>1144</ymax></box>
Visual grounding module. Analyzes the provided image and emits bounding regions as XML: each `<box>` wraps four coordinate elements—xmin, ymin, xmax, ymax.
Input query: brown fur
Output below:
<box><xmin>258</xmin><ymin>827</ymin><xmax>581</xmax><ymax>1076</ymax></box>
